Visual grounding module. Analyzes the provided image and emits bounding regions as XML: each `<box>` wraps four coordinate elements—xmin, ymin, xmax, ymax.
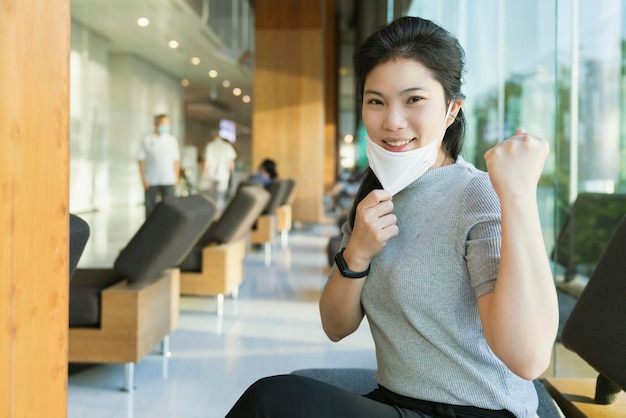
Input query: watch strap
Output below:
<box><xmin>334</xmin><ymin>247</ymin><xmax>370</xmax><ymax>279</ymax></box>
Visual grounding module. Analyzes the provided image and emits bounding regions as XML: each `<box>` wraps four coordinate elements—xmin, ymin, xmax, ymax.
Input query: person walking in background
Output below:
<box><xmin>201</xmin><ymin>131</ymin><xmax>237</xmax><ymax>212</ymax></box>
<box><xmin>248</xmin><ymin>158</ymin><xmax>278</xmax><ymax>190</ymax></box>
<box><xmin>137</xmin><ymin>113</ymin><xmax>180</xmax><ymax>218</ymax></box>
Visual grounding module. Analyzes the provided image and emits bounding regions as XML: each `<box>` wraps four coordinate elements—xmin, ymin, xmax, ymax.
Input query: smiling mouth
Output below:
<box><xmin>383</xmin><ymin>138</ymin><xmax>415</xmax><ymax>150</ymax></box>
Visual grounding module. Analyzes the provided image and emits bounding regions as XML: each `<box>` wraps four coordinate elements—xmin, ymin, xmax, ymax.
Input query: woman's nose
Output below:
<box><xmin>382</xmin><ymin>106</ymin><xmax>407</xmax><ymax>131</ymax></box>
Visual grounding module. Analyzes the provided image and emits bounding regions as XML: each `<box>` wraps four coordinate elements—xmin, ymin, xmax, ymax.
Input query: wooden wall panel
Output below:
<box><xmin>255</xmin><ymin>0</ymin><xmax>324</xmax><ymax>29</ymax></box>
<box><xmin>0</xmin><ymin>1</ymin><xmax>71</xmax><ymax>417</ymax></box>
<box><xmin>253</xmin><ymin>0</ymin><xmax>327</xmax><ymax>223</ymax></box>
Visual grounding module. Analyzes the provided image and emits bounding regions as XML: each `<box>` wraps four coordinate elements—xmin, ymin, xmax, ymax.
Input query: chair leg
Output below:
<box><xmin>280</xmin><ymin>230</ymin><xmax>288</xmax><ymax>248</ymax></box>
<box><xmin>264</xmin><ymin>242</ymin><xmax>272</xmax><ymax>266</ymax></box>
<box><xmin>122</xmin><ymin>362</ymin><xmax>135</xmax><ymax>393</ymax></box>
<box><xmin>232</xmin><ymin>286</ymin><xmax>239</xmax><ymax>299</ymax></box>
<box><xmin>216</xmin><ymin>293</ymin><xmax>224</xmax><ymax>316</ymax></box>
<box><xmin>161</xmin><ymin>335</ymin><xmax>171</xmax><ymax>378</ymax></box>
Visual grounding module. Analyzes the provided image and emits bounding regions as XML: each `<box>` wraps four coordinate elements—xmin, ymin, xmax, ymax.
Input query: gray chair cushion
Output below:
<box><xmin>195</xmin><ymin>186</ymin><xmax>270</xmax><ymax>247</ymax></box>
<box><xmin>69</xmin><ymin>268</ymin><xmax>124</xmax><ymax>327</ymax></box>
<box><xmin>291</xmin><ymin>368</ymin><xmax>562</xmax><ymax>417</ymax></box>
<box><xmin>292</xmin><ymin>368</ymin><xmax>377</xmax><ymax>395</ymax></box>
<box><xmin>280</xmin><ymin>178</ymin><xmax>298</xmax><ymax>205</ymax></box>
<box><xmin>561</xmin><ymin>215</ymin><xmax>626</xmax><ymax>392</ymax></box>
<box><xmin>69</xmin><ymin>214</ymin><xmax>90</xmax><ymax>279</ymax></box>
<box><xmin>262</xmin><ymin>179</ymin><xmax>290</xmax><ymax>215</ymax></box>
<box><xmin>114</xmin><ymin>195</ymin><xmax>216</xmax><ymax>283</ymax></box>
<box><xmin>179</xmin><ymin>247</ymin><xmax>202</xmax><ymax>272</ymax></box>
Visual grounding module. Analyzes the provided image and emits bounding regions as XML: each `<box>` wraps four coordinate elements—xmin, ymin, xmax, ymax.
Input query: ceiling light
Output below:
<box><xmin>242</xmin><ymin>95</ymin><xmax>251</xmax><ymax>103</ymax></box>
<box><xmin>191</xmin><ymin>57</ymin><xmax>201</xmax><ymax>65</ymax></box>
<box><xmin>168</xmin><ymin>40</ymin><xmax>179</xmax><ymax>49</ymax></box>
<box><xmin>137</xmin><ymin>17</ymin><xmax>150</xmax><ymax>27</ymax></box>
<box><xmin>181</xmin><ymin>79</ymin><xmax>190</xmax><ymax>87</ymax></box>
<box><xmin>232</xmin><ymin>88</ymin><xmax>242</xmax><ymax>96</ymax></box>
<box><xmin>208</xmin><ymin>70</ymin><xmax>218</xmax><ymax>78</ymax></box>
<box><xmin>343</xmin><ymin>134</ymin><xmax>354</xmax><ymax>144</ymax></box>
<box><xmin>222</xmin><ymin>80</ymin><xmax>231</xmax><ymax>88</ymax></box>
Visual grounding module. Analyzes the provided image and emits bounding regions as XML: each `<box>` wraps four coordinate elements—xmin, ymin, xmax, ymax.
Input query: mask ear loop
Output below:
<box><xmin>444</xmin><ymin>100</ymin><xmax>454</xmax><ymax>128</ymax></box>
<box><xmin>438</xmin><ymin>100</ymin><xmax>455</xmax><ymax>142</ymax></box>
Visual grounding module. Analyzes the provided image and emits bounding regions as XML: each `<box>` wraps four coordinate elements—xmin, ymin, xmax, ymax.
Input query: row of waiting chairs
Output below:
<box><xmin>68</xmin><ymin>178</ymin><xmax>297</xmax><ymax>392</ymax></box>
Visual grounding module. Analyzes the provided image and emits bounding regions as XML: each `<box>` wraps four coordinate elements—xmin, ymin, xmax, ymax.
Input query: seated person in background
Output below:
<box><xmin>248</xmin><ymin>158</ymin><xmax>278</xmax><ymax>190</ymax></box>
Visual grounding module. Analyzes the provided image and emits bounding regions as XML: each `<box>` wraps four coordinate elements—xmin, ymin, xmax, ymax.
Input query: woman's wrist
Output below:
<box><xmin>341</xmin><ymin>246</ymin><xmax>371</xmax><ymax>273</ymax></box>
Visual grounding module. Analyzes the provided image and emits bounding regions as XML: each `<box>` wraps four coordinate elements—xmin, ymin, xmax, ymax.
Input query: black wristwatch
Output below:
<box><xmin>334</xmin><ymin>248</ymin><xmax>370</xmax><ymax>279</ymax></box>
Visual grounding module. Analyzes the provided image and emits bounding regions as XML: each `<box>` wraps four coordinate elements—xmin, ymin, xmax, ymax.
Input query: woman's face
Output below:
<box><xmin>362</xmin><ymin>58</ymin><xmax>457</xmax><ymax>154</ymax></box>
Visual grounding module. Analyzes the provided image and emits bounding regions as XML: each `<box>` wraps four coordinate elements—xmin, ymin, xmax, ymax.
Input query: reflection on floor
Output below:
<box><xmin>68</xmin><ymin>206</ymin><xmax>595</xmax><ymax>418</ymax></box>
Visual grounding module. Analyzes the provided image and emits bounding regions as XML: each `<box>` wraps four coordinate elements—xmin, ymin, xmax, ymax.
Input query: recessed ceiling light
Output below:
<box><xmin>137</xmin><ymin>17</ymin><xmax>150</xmax><ymax>27</ymax></box>
<box><xmin>232</xmin><ymin>88</ymin><xmax>242</xmax><ymax>96</ymax></box>
<box><xmin>242</xmin><ymin>95</ymin><xmax>251</xmax><ymax>103</ymax></box>
<box><xmin>191</xmin><ymin>57</ymin><xmax>201</xmax><ymax>65</ymax></box>
<box><xmin>222</xmin><ymin>80</ymin><xmax>231</xmax><ymax>88</ymax></box>
<box><xmin>181</xmin><ymin>79</ymin><xmax>190</xmax><ymax>87</ymax></box>
<box><xmin>208</xmin><ymin>70</ymin><xmax>218</xmax><ymax>78</ymax></box>
<box><xmin>168</xmin><ymin>40</ymin><xmax>179</xmax><ymax>49</ymax></box>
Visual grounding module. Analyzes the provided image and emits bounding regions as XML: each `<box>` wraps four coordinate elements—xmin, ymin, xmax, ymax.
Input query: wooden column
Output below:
<box><xmin>1</xmin><ymin>1</ymin><xmax>71</xmax><ymax>417</ymax></box>
<box><xmin>324</xmin><ymin>0</ymin><xmax>339</xmax><ymax>194</ymax></box>
<box><xmin>254</xmin><ymin>0</ymin><xmax>334</xmax><ymax>223</ymax></box>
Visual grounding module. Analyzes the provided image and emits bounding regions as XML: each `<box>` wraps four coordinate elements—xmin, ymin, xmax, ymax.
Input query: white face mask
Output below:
<box><xmin>365</xmin><ymin>102</ymin><xmax>454</xmax><ymax>195</ymax></box>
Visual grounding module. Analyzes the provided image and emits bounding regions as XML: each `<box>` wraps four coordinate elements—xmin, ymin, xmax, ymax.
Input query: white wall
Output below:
<box><xmin>69</xmin><ymin>21</ymin><xmax>110</xmax><ymax>212</ymax></box>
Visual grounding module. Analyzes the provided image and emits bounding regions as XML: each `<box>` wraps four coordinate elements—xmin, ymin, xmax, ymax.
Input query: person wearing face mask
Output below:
<box><xmin>225</xmin><ymin>16</ymin><xmax>558</xmax><ymax>418</ymax></box>
<box><xmin>137</xmin><ymin>113</ymin><xmax>180</xmax><ymax>218</ymax></box>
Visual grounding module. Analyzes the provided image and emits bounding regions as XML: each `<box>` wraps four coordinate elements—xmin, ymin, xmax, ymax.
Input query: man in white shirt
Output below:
<box><xmin>137</xmin><ymin>114</ymin><xmax>180</xmax><ymax>217</ymax></box>
<box><xmin>201</xmin><ymin>131</ymin><xmax>237</xmax><ymax>212</ymax></box>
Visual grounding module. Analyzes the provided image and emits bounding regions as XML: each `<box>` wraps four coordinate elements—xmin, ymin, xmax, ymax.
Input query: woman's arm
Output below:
<box><xmin>478</xmin><ymin>129</ymin><xmax>559</xmax><ymax>380</ymax></box>
<box><xmin>320</xmin><ymin>189</ymin><xmax>398</xmax><ymax>341</ymax></box>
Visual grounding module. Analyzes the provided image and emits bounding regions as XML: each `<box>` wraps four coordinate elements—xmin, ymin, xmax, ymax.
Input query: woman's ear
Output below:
<box><xmin>445</xmin><ymin>99</ymin><xmax>463</xmax><ymax>128</ymax></box>
<box><xmin>451</xmin><ymin>99</ymin><xmax>463</xmax><ymax>120</ymax></box>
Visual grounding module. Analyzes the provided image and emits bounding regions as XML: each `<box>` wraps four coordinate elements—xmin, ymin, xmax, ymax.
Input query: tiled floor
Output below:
<box><xmin>68</xmin><ymin>205</ymin><xmax>595</xmax><ymax>418</ymax></box>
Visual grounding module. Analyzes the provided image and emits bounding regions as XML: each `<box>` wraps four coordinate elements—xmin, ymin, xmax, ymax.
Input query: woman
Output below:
<box><xmin>226</xmin><ymin>16</ymin><xmax>558</xmax><ymax>418</ymax></box>
<box><xmin>248</xmin><ymin>158</ymin><xmax>278</xmax><ymax>190</ymax></box>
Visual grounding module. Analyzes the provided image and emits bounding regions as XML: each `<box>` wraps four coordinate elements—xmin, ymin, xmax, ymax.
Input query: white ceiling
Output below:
<box><xmin>71</xmin><ymin>0</ymin><xmax>254</xmax><ymax>124</ymax></box>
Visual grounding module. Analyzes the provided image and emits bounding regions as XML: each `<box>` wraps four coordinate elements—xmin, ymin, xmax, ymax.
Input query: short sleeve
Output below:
<box><xmin>462</xmin><ymin>174</ymin><xmax>502</xmax><ymax>298</ymax></box>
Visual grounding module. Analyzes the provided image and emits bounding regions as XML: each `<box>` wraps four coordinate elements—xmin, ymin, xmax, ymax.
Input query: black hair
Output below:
<box><xmin>261</xmin><ymin>159</ymin><xmax>278</xmax><ymax>179</ymax></box>
<box><xmin>349</xmin><ymin>16</ymin><xmax>467</xmax><ymax>229</ymax></box>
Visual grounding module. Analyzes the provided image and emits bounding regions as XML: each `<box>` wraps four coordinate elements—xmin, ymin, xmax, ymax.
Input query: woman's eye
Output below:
<box><xmin>366</xmin><ymin>98</ymin><xmax>383</xmax><ymax>105</ymax></box>
<box><xmin>407</xmin><ymin>96</ymin><xmax>422</xmax><ymax>104</ymax></box>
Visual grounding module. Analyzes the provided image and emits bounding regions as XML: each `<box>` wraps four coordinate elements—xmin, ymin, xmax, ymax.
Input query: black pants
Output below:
<box><xmin>224</xmin><ymin>375</ymin><xmax>514</xmax><ymax>418</ymax></box>
<box><xmin>144</xmin><ymin>184</ymin><xmax>175</xmax><ymax>218</ymax></box>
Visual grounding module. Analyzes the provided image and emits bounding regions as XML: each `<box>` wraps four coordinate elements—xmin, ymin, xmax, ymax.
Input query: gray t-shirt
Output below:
<box><xmin>340</xmin><ymin>161</ymin><xmax>539</xmax><ymax>417</ymax></box>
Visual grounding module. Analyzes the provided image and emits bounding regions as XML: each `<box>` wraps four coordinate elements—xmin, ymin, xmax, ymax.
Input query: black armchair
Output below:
<box><xmin>545</xmin><ymin>215</ymin><xmax>626</xmax><ymax>416</ymax></box>
<box><xmin>69</xmin><ymin>195</ymin><xmax>216</xmax><ymax>392</ymax></box>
